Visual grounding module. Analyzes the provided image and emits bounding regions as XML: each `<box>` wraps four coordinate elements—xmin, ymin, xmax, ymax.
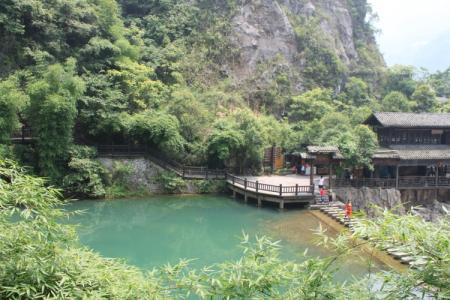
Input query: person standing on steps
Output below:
<box><xmin>318</xmin><ymin>175</ymin><xmax>325</xmax><ymax>190</ymax></box>
<box><xmin>345</xmin><ymin>200</ymin><xmax>352</xmax><ymax>220</ymax></box>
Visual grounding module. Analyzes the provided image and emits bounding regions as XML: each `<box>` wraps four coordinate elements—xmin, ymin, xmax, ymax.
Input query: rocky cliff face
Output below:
<box><xmin>335</xmin><ymin>187</ymin><xmax>450</xmax><ymax>222</ymax></box>
<box><xmin>401</xmin><ymin>189</ymin><xmax>450</xmax><ymax>222</ymax></box>
<box><xmin>334</xmin><ymin>187</ymin><xmax>405</xmax><ymax>218</ymax></box>
<box><xmin>229</xmin><ymin>0</ymin><xmax>383</xmax><ymax>90</ymax></box>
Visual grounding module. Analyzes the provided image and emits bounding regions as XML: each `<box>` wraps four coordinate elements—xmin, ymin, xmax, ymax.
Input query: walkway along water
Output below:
<box><xmin>95</xmin><ymin>145</ymin><xmax>316</xmax><ymax>208</ymax></box>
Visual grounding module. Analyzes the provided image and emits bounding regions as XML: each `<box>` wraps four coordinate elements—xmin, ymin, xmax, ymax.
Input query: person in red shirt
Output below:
<box><xmin>319</xmin><ymin>188</ymin><xmax>327</xmax><ymax>203</ymax></box>
<box><xmin>345</xmin><ymin>200</ymin><xmax>352</xmax><ymax>219</ymax></box>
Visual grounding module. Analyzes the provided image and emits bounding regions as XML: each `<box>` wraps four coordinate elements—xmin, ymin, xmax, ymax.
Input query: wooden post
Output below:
<box><xmin>232</xmin><ymin>176</ymin><xmax>235</xmax><ymax>185</ymax></box>
<box><xmin>244</xmin><ymin>178</ymin><xmax>247</xmax><ymax>190</ymax></box>
<box><xmin>256</xmin><ymin>181</ymin><xmax>259</xmax><ymax>193</ymax></box>
<box><xmin>295</xmin><ymin>184</ymin><xmax>298</xmax><ymax>196</ymax></box>
<box><xmin>182</xmin><ymin>166</ymin><xmax>185</xmax><ymax>179</ymax></box>
<box><xmin>279</xmin><ymin>201</ymin><xmax>284</xmax><ymax>209</ymax></box>
<box><xmin>279</xmin><ymin>184</ymin><xmax>282</xmax><ymax>196</ymax></box>
<box><xmin>310</xmin><ymin>163</ymin><xmax>314</xmax><ymax>187</ymax></box>
<box><xmin>395</xmin><ymin>165</ymin><xmax>399</xmax><ymax>189</ymax></box>
<box><xmin>232</xmin><ymin>190</ymin><xmax>236</xmax><ymax>199</ymax></box>
<box><xmin>257</xmin><ymin>196</ymin><xmax>262</xmax><ymax>207</ymax></box>
<box><xmin>205</xmin><ymin>169</ymin><xmax>208</xmax><ymax>180</ymax></box>
<box><xmin>329</xmin><ymin>164</ymin><xmax>333</xmax><ymax>190</ymax></box>
<box><xmin>244</xmin><ymin>193</ymin><xmax>248</xmax><ymax>203</ymax></box>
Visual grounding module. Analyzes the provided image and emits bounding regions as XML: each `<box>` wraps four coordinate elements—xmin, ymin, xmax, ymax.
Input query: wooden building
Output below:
<box><xmin>334</xmin><ymin>112</ymin><xmax>450</xmax><ymax>189</ymax></box>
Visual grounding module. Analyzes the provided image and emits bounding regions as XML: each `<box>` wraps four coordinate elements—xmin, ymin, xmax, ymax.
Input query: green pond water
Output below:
<box><xmin>67</xmin><ymin>195</ymin><xmax>386</xmax><ymax>280</ymax></box>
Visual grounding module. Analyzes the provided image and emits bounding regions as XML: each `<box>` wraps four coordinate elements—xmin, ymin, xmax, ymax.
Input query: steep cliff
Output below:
<box><xmin>228</xmin><ymin>0</ymin><xmax>384</xmax><ymax>91</ymax></box>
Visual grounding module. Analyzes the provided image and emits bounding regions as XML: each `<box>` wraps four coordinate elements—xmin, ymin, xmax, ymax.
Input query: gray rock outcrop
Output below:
<box><xmin>228</xmin><ymin>0</ymin><xmax>380</xmax><ymax>88</ymax></box>
<box><xmin>334</xmin><ymin>187</ymin><xmax>405</xmax><ymax>218</ymax></box>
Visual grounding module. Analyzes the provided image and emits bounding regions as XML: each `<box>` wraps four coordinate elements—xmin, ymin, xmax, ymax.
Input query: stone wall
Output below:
<box><xmin>97</xmin><ymin>157</ymin><xmax>216</xmax><ymax>194</ymax></box>
<box><xmin>334</xmin><ymin>187</ymin><xmax>449</xmax><ymax>221</ymax></box>
<box><xmin>98</xmin><ymin>157</ymin><xmax>164</xmax><ymax>193</ymax></box>
<box><xmin>334</xmin><ymin>187</ymin><xmax>405</xmax><ymax>218</ymax></box>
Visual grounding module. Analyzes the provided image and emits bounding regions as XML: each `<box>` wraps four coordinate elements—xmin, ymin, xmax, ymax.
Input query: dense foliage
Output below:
<box><xmin>0</xmin><ymin>0</ymin><xmax>449</xmax><ymax>196</ymax></box>
<box><xmin>1</xmin><ymin>160</ymin><xmax>448</xmax><ymax>299</ymax></box>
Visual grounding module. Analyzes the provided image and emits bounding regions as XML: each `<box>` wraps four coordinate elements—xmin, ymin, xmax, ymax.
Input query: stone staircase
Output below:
<box><xmin>311</xmin><ymin>204</ymin><xmax>429</xmax><ymax>268</ymax></box>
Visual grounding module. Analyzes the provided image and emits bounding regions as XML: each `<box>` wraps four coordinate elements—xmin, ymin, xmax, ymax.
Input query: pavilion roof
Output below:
<box><xmin>306</xmin><ymin>146</ymin><xmax>344</xmax><ymax>159</ymax></box>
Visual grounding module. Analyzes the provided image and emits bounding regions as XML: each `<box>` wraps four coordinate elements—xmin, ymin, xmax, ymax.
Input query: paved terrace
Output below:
<box><xmin>226</xmin><ymin>174</ymin><xmax>327</xmax><ymax>208</ymax></box>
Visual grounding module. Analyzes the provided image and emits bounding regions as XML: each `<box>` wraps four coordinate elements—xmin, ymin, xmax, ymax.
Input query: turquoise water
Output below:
<box><xmin>67</xmin><ymin>195</ymin><xmax>385</xmax><ymax>279</ymax></box>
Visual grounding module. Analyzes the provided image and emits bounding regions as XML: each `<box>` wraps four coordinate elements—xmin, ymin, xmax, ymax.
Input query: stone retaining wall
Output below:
<box><xmin>98</xmin><ymin>157</ymin><xmax>219</xmax><ymax>194</ymax></box>
<box><xmin>333</xmin><ymin>187</ymin><xmax>449</xmax><ymax>221</ymax></box>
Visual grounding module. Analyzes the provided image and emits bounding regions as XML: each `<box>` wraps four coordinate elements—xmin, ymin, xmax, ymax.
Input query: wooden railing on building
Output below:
<box><xmin>332</xmin><ymin>178</ymin><xmax>396</xmax><ymax>189</ymax></box>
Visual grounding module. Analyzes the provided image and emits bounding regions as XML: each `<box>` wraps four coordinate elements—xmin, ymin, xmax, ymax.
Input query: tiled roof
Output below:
<box><xmin>307</xmin><ymin>146</ymin><xmax>339</xmax><ymax>153</ymax></box>
<box><xmin>307</xmin><ymin>146</ymin><xmax>344</xmax><ymax>159</ymax></box>
<box><xmin>366</xmin><ymin>112</ymin><xmax>450</xmax><ymax>128</ymax></box>
<box><xmin>373</xmin><ymin>148</ymin><xmax>400</xmax><ymax>159</ymax></box>
<box><xmin>373</xmin><ymin>145</ymin><xmax>450</xmax><ymax>161</ymax></box>
<box><xmin>389</xmin><ymin>145</ymin><xmax>450</xmax><ymax>161</ymax></box>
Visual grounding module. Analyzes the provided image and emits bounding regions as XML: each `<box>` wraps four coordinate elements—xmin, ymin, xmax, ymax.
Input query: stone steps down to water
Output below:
<box><xmin>313</xmin><ymin>205</ymin><xmax>428</xmax><ymax>268</ymax></box>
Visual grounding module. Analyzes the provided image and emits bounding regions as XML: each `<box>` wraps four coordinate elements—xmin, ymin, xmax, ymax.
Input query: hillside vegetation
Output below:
<box><xmin>0</xmin><ymin>0</ymin><xmax>449</xmax><ymax>197</ymax></box>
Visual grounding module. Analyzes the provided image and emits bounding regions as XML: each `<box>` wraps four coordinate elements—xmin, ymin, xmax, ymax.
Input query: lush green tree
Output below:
<box><xmin>289</xmin><ymin>88</ymin><xmax>334</xmax><ymax>122</ymax></box>
<box><xmin>62</xmin><ymin>146</ymin><xmax>107</xmax><ymax>198</ymax></box>
<box><xmin>207</xmin><ymin>109</ymin><xmax>269</xmax><ymax>172</ymax></box>
<box><xmin>337</xmin><ymin>125</ymin><xmax>378</xmax><ymax>169</ymax></box>
<box><xmin>207</xmin><ymin>121</ymin><xmax>244</xmax><ymax>169</ymax></box>
<box><xmin>77</xmin><ymin>72</ymin><xmax>127</xmax><ymax>137</ymax></box>
<box><xmin>27</xmin><ymin>59</ymin><xmax>85</xmax><ymax>180</ymax></box>
<box><xmin>0</xmin><ymin>75</ymin><xmax>28</xmax><ymax>143</ymax></box>
<box><xmin>380</xmin><ymin>91</ymin><xmax>414</xmax><ymax>112</ymax></box>
<box><xmin>344</xmin><ymin>77</ymin><xmax>371</xmax><ymax>106</ymax></box>
<box><xmin>124</xmin><ymin>110</ymin><xmax>185</xmax><ymax>156</ymax></box>
<box><xmin>412</xmin><ymin>84</ymin><xmax>438</xmax><ymax>112</ymax></box>
<box><xmin>428</xmin><ymin>67</ymin><xmax>450</xmax><ymax>98</ymax></box>
<box><xmin>168</xmin><ymin>88</ymin><xmax>210</xmax><ymax>143</ymax></box>
<box><xmin>384</xmin><ymin>65</ymin><xmax>417</xmax><ymax>98</ymax></box>
<box><xmin>348</xmin><ymin>105</ymin><xmax>373</xmax><ymax>126</ymax></box>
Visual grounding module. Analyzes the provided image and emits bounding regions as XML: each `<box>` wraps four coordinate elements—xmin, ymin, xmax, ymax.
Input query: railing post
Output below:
<box><xmin>205</xmin><ymin>169</ymin><xmax>208</xmax><ymax>180</ymax></box>
<box><xmin>244</xmin><ymin>178</ymin><xmax>247</xmax><ymax>190</ymax></box>
<box><xmin>295</xmin><ymin>184</ymin><xmax>298</xmax><ymax>196</ymax></box>
<box><xmin>279</xmin><ymin>184</ymin><xmax>282</xmax><ymax>196</ymax></box>
<box><xmin>256</xmin><ymin>181</ymin><xmax>259</xmax><ymax>193</ymax></box>
<box><xmin>232</xmin><ymin>176</ymin><xmax>235</xmax><ymax>185</ymax></box>
<box><xmin>436</xmin><ymin>166</ymin><xmax>439</xmax><ymax>187</ymax></box>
